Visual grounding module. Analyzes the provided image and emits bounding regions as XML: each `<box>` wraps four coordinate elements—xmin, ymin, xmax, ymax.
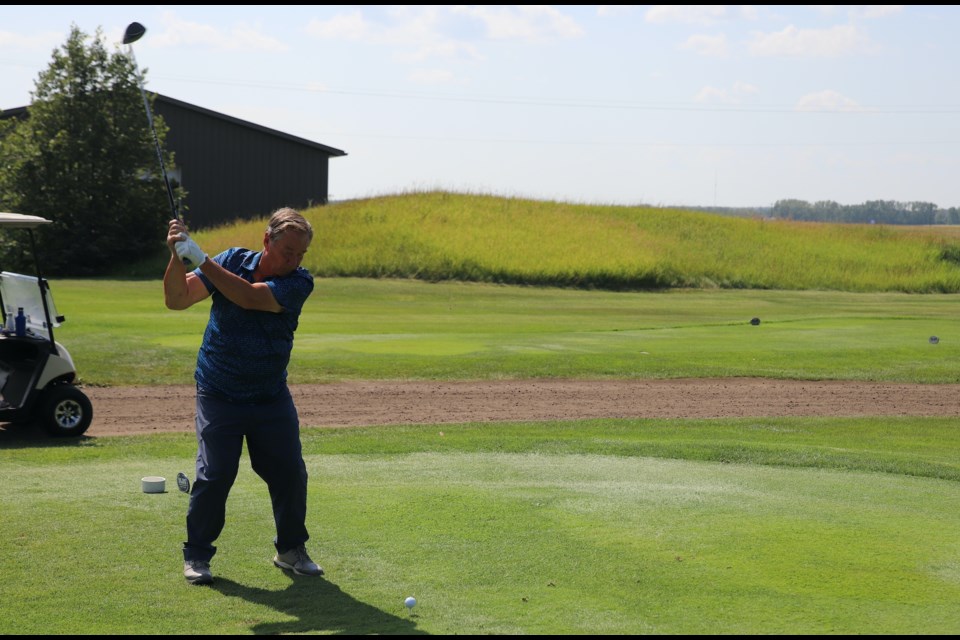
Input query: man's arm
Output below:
<box><xmin>196</xmin><ymin>260</ymin><xmax>283</xmax><ymax>313</ymax></box>
<box><xmin>163</xmin><ymin>256</ymin><xmax>210</xmax><ymax>310</ymax></box>
<box><xmin>162</xmin><ymin>219</ymin><xmax>282</xmax><ymax>313</ymax></box>
<box><xmin>163</xmin><ymin>219</ymin><xmax>210</xmax><ymax>310</ymax></box>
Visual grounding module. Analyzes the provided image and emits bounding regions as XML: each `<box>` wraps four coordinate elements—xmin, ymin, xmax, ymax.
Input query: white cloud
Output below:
<box><xmin>809</xmin><ymin>5</ymin><xmax>905</xmax><ymax>20</ymax></box>
<box><xmin>597</xmin><ymin>5</ymin><xmax>637</xmax><ymax>17</ymax></box>
<box><xmin>695</xmin><ymin>81</ymin><xmax>759</xmax><ymax>103</ymax></box>
<box><xmin>0</xmin><ymin>29</ymin><xmax>64</xmax><ymax>50</ymax></box>
<box><xmin>681</xmin><ymin>34</ymin><xmax>729</xmax><ymax>56</ymax></box>
<box><xmin>695</xmin><ymin>86</ymin><xmax>730</xmax><ymax>103</ymax></box>
<box><xmin>749</xmin><ymin>24</ymin><xmax>875</xmax><ymax>57</ymax></box>
<box><xmin>303</xmin><ymin>11</ymin><xmax>371</xmax><ymax>41</ymax></box>
<box><xmin>382</xmin><ymin>5</ymin><xmax>449</xmax><ymax>45</ymax></box>
<box><xmin>645</xmin><ymin>5</ymin><xmax>758</xmax><ymax>24</ymax></box>
<box><xmin>408</xmin><ymin>69</ymin><xmax>457</xmax><ymax>85</ymax></box>
<box><xmin>153</xmin><ymin>12</ymin><xmax>289</xmax><ymax>52</ymax></box>
<box><xmin>306</xmin><ymin>6</ymin><xmax>584</xmax><ymax>43</ymax></box>
<box><xmin>808</xmin><ymin>6</ymin><xmax>842</xmax><ymax>17</ymax></box>
<box><xmin>397</xmin><ymin>41</ymin><xmax>483</xmax><ymax>63</ymax></box>
<box><xmin>451</xmin><ymin>5</ymin><xmax>584</xmax><ymax>41</ymax></box>
<box><xmin>795</xmin><ymin>89</ymin><xmax>866</xmax><ymax>112</ymax></box>
<box><xmin>851</xmin><ymin>5</ymin><xmax>905</xmax><ymax>19</ymax></box>
<box><xmin>230</xmin><ymin>26</ymin><xmax>292</xmax><ymax>52</ymax></box>
<box><xmin>304</xmin><ymin>10</ymin><xmax>411</xmax><ymax>45</ymax></box>
<box><xmin>305</xmin><ymin>7</ymin><xmax>482</xmax><ymax>62</ymax></box>
<box><xmin>304</xmin><ymin>6</ymin><xmax>580</xmax><ymax>64</ymax></box>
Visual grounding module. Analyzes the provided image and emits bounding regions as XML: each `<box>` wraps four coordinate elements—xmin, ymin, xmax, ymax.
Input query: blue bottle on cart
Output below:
<box><xmin>15</xmin><ymin>307</ymin><xmax>26</xmax><ymax>337</ymax></box>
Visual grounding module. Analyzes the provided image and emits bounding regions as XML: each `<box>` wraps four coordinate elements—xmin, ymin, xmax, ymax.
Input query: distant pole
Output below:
<box><xmin>713</xmin><ymin>170</ymin><xmax>717</xmax><ymax>206</ymax></box>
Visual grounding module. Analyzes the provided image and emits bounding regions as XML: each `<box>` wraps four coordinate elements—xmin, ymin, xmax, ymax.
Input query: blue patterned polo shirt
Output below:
<box><xmin>193</xmin><ymin>247</ymin><xmax>314</xmax><ymax>404</ymax></box>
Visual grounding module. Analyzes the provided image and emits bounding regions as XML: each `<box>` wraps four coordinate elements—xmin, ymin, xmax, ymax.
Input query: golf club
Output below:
<box><xmin>176</xmin><ymin>472</ymin><xmax>191</xmax><ymax>494</ymax></box>
<box><xmin>123</xmin><ymin>22</ymin><xmax>180</xmax><ymax>222</ymax></box>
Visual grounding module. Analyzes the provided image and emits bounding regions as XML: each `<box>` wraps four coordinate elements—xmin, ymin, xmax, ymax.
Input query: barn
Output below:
<box><xmin>152</xmin><ymin>94</ymin><xmax>347</xmax><ymax>228</ymax></box>
<box><xmin>1</xmin><ymin>94</ymin><xmax>347</xmax><ymax>229</ymax></box>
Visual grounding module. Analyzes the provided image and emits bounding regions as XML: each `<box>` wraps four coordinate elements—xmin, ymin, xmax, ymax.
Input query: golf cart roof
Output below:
<box><xmin>0</xmin><ymin>212</ymin><xmax>52</xmax><ymax>229</ymax></box>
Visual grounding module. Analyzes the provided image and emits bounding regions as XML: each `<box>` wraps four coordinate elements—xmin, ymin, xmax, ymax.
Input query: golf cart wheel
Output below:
<box><xmin>41</xmin><ymin>384</ymin><xmax>93</xmax><ymax>437</ymax></box>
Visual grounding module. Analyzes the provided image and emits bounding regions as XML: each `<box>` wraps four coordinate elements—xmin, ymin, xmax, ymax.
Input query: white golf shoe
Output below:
<box><xmin>273</xmin><ymin>545</ymin><xmax>324</xmax><ymax>576</ymax></box>
<box><xmin>183</xmin><ymin>560</ymin><xmax>213</xmax><ymax>585</ymax></box>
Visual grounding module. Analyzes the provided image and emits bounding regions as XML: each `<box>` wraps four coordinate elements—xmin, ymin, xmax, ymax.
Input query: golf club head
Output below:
<box><xmin>123</xmin><ymin>22</ymin><xmax>146</xmax><ymax>45</ymax></box>
<box><xmin>176</xmin><ymin>472</ymin><xmax>191</xmax><ymax>494</ymax></box>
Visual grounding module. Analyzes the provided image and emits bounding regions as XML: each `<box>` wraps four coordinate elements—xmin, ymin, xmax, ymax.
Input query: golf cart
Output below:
<box><xmin>0</xmin><ymin>212</ymin><xmax>92</xmax><ymax>437</ymax></box>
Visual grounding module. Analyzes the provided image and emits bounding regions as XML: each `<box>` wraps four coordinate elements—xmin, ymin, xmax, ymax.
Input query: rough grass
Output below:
<box><xmin>172</xmin><ymin>191</ymin><xmax>960</xmax><ymax>292</ymax></box>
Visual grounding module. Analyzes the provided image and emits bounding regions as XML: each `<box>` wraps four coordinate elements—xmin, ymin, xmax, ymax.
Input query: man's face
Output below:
<box><xmin>262</xmin><ymin>230</ymin><xmax>310</xmax><ymax>277</ymax></box>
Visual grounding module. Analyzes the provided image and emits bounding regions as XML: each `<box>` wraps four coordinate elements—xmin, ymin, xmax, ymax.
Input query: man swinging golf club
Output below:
<box><xmin>164</xmin><ymin>209</ymin><xmax>322</xmax><ymax>585</ymax></box>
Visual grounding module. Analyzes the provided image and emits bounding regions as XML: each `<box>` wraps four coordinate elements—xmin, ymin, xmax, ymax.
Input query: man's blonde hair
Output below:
<box><xmin>266</xmin><ymin>207</ymin><xmax>313</xmax><ymax>243</ymax></box>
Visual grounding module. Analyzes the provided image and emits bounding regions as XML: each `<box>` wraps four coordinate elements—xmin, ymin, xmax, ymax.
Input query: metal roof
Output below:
<box><xmin>155</xmin><ymin>94</ymin><xmax>347</xmax><ymax>157</ymax></box>
<box><xmin>0</xmin><ymin>212</ymin><xmax>53</xmax><ymax>229</ymax></box>
<box><xmin>2</xmin><ymin>96</ymin><xmax>347</xmax><ymax>157</ymax></box>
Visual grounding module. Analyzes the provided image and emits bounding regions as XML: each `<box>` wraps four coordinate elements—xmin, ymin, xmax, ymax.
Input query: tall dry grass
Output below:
<box><xmin>191</xmin><ymin>191</ymin><xmax>960</xmax><ymax>292</ymax></box>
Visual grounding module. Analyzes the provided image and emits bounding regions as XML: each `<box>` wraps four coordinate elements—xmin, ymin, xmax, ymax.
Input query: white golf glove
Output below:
<box><xmin>175</xmin><ymin>236</ymin><xmax>208</xmax><ymax>269</ymax></box>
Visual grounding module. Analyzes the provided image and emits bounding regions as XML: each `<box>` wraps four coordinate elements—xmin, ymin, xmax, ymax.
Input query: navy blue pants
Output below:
<box><xmin>182</xmin><ymin>387</ymin><xmax>309</xmax><ymax>563</ymax></box>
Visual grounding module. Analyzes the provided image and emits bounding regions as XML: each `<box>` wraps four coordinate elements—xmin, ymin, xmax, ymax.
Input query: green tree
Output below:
<box><xmin>0</xmin><ymin>24</ymin><xmax>181</xmax><ymax>276</ymax></box>
<box><xmin>772</xmin><ymin>199</ymin><xmax>813</xmax><ymax>221</ymax></box>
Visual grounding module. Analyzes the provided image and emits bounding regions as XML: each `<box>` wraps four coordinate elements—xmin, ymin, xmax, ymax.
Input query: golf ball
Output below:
<box><xmin>404</xmin><ymin>596</ymin><xmax>416</xmax><ymax>609</ymax></box>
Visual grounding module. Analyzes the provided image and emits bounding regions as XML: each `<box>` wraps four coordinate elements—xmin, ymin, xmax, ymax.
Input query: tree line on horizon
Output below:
<box><xmin>771</xmin><ymin>199</ymin><xmax>960</xmax><ymax>225</ymax></box>
<box><xmin>695</xmin><ymin>200</ymin><xmax>960</xmax><ymax>225</ymax></box>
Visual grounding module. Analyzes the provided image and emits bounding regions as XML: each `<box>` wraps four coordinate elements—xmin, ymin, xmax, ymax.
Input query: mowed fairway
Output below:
<box><xmin>1</xmin><ymin>278</ymin><xmax>959</xmax><ymax>633</ymax></box>
<box><xmin>1</xmin><ymin>420</ymin><xmax>959</xmax><ymax>634</ymax></box>
<box><xmin>46</xmin><ymin>278</ymin><xmax>960</xmax><ymax>385</ymax></box>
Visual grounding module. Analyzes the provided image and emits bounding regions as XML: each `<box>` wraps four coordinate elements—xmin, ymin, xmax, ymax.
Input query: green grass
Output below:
<box><xmin>167</xmin><ymin>191</ymin><xmax>960</xmax><ymax>292</ymax></box>
<box><xmin>2</xmin><ymin>417</ymin><xmax>959</xmax><ymax>634</ymax></box>
<box><xmin>50</xmin><ymin>277</ymin><xmax>960</xmax><ymax>385</ymax></box>
<box><xmin>6</xmin><ymin>189</ymin><xmax>960</xmax><ymax>633</ymax></box>
<box><xmin>5</xmin><ymin>276</ymin><xmax>960</xmax><ymax>633</ymax></box>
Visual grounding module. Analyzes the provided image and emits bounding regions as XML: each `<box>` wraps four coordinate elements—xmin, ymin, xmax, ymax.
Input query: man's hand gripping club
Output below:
<box><xmin>167</xmin><ymin>219</ymin><xmax>208</xmax><ymax>269</ymax></box>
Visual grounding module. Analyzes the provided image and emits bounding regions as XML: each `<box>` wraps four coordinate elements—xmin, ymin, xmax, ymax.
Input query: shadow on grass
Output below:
<box><xmin>212</xmin><ymin>574</ymin><xmax>427</xmax><ymax>635</ymax></box>
<box><xmin>0</xmin><ymin>421</ymin><xmax>98</xmax><ymax>448</ymax></box>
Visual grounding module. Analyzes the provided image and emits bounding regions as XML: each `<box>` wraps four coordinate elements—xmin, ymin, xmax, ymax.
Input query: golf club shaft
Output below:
<box><xmin>127</xmin><ymin>46</ymin><xmax>180</xmax><ymax>221</ymax></box>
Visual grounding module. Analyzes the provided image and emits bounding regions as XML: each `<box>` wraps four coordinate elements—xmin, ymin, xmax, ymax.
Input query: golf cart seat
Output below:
<box><xmin>0</xmin><ymin>338</ymin><xmax>48</xmax><ymax>409</ymax></box>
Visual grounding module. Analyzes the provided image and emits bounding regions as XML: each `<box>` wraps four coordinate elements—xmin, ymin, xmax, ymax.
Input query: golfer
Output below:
<box><xmin>163</xmin><ymin>207</ymin><xmax>321</xmax><ymax>585</ymax></box>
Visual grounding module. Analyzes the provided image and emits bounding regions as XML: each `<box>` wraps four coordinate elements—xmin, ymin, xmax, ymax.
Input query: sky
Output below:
<box><xmin>3</xmin><ymin>5</ymin><xmax>960</xmax><ymax>209</ymax></box>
